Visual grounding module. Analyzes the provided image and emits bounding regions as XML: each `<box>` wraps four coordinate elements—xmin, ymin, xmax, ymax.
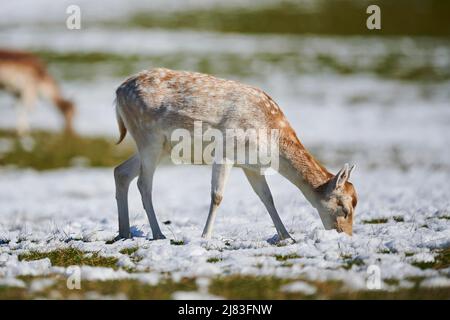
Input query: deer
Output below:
<box><xmin>113</xmin><ymin>68</ymin><xmax>357</xmax><ymax>242</ymax></box>
<box><xmin>0</xmin><ymin>49</ymin><xmax>75</xmax><ymax>135</ymax></box>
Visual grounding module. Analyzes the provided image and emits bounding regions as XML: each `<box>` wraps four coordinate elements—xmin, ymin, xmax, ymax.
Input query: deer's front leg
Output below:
<box><xmin>243</xmin><ymin>168</ymin><xmax>293</xmax><ymax>241</ymax></box>
<box><xmin>16</xmin><ymin>88</ymin><xmax>36</xmax><ymax>136</ymax></box>
<box><xmin>202</xmin><ymin>161</ymin><xmax>233</xmax><ymax>239</ymax></box>
<box><xmin>114</xmin><ymin>154</ymin><xmax>140</xmax><ymax>239</ymax></box>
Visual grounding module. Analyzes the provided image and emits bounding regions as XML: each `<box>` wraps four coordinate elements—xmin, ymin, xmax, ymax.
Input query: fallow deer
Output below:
<box><xmin>0</xmin><ymin>49</ymin><xmax>75</xmax><ymax>135</ymax></box>
<box><xmin>114</xmin><ymin>68</ymin><xmax>357</xmax><ymax>241</ymax></box>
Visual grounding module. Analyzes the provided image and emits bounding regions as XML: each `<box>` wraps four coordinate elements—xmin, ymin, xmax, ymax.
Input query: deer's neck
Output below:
<box><xmin>278</xmin><ymin>130</ymin><xmax>332</xmax><ymax>204</ymax></box>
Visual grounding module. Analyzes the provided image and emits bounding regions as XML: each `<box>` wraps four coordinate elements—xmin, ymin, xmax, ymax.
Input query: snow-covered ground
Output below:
<box><xmin>0</xmin><ymin>0</ymin><xmax>449</xmax><ymax>296</ymax></box>
<box><xmin>0</xmin><ymin>164</ymin><xmax>449</xmax><ymax>290</ymax></box>
<box><xmin>0</xmin><ymin>49</ymin><xmax>449</xmax><ymax>292</ymax></box>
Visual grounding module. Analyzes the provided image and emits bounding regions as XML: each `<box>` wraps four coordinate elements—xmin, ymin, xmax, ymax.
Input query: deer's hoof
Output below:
<box><xmin>201</xmin><ymin>233</ymin><xmax>212</xmax><ymax>240</ymax></box>
<box><xmin>268</xmin><ymin>234</ymin><xmax>296</xmax><ymax>246</ymax></box>
<box><xmin>114</xmin><ymin>234</ymin><xmax>131</xmax><ymax>242</ymax></box>
<box><xmin>152</xmin><ymin>234</ymin><xmax>167</xmax><ymax>240</ymax></box>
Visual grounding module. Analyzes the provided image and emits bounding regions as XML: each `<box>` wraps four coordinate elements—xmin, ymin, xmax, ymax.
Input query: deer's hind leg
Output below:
<box><xmin>243</xmin><ymin>168</ymin><xmax>292</xmax><ymax>241</ymax></box>
<box><xmin>114</xmin><ymin>154</ymin><xmax>140</xmax><ymax>239</ymax></box>
<box><xmin>137</xmin><ymin>134</ymin><xmax>166</xmax><ymax>240</ymax></box>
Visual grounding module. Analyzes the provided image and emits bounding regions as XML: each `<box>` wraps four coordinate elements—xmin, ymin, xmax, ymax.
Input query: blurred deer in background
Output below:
<box><xmin>0</xmin><ymin>49</ymin><xmax>75</xmax><ymax>135</ymax></box>
<box><xmin>113</xmin><ymin>68</ymin><xmax>357</xmax><ymax>241</ymax></box>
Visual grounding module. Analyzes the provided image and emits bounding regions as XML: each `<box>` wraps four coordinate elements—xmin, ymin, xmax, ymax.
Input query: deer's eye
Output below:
<box><xmin>342</xmin><ymin>207</ymin><xmax>349</xmax><ymax>218</ymax></box>
<box><xmin>337</xmin><ymin>200</ymin><xmax>349</xmax><ymax>218</ymax></box>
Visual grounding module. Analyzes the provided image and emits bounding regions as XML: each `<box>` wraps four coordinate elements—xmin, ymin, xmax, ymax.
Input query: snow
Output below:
<box><xmin>78</xmin><ymin>266</ymin><xmax>130</xmax><ymax>282</ymax></box>
<box><xmin>281</xmin><ymin>281</ymin><xmax>317</xmax><ymax>295</ymax></box>
<box><xmin>172</xmin><ymin>291</ymin><xmax>223</xmax><ymax>300</ymax></box>
<box><xmin>421</xmin><ymin>277</ymin><xmax>450</xmax><ymax>288</ymax></box>
<box><xmin>0</xmin><ymin>0</ymin><xmax>448</xmax><ymax>294</ymax></box>
<box><xmin>29</xmin><ymin>278</ymin><xmax>56</xmax><ymax>293</ymax></box>
<box><xmin>0</xmin><ymin>277</ymin><xmax>26</xmax><ymax>288</ymax></box>
<box><xmin>0</xmin><ymin>61</ymin><xmax>448</xmax><ymax>291</ymax></box>
<box><xmin>0</xmin><ymin>163</ymin><xmax>449</xmax><ymax>290</ymax></box>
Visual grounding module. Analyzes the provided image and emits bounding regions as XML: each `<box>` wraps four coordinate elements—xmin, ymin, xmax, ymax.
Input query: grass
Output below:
<box><xmin>0</xmin><ymin>276</ymin><xmax>197</xmax><ymax>300</ymax></box>
<box><xmin>36</xmin><ymin>48</ymin><xmax>450</xmax><ymax>84</ymax></box>
<box><xmin>0</xmin><ymin>129</ymin><xmax>133</xmax><ymax>170</ymax></box>
<box><xmin>412</xmin><ymin>248</ymin><xmax>450</xmax><ymax>270</ymax></box>
<box><xmin>383</xmin><ymin>278</ymin><xmax>400</xmax><ymax>286</ymax></box>
<box><xmin>362</xmin><ymin>218</ymin><xmax>389</xmax><ymax>224</ymax></box>
<box><xmin>119</xmin><ymin>247</ymin><xmax>139</xmax><ymax>255</ymax></box>
<box><xmin>341</xmin><ymin>254</ymin><xmax>365</xmax><ymax>270</ymax></box>
<box><xmin>18</xmin><ymin>248</ymin><xmax>119</xmax><ymax>269</ymax></box>
<box><xmin>3</xmin><ymin>247</ymin><xmax>450</xmax><ymax>299</ymax></box>
<box><xmin>0</xmin><ymin>274</ymin><xmax>448</xmax><ymax>299</ymax></box>
<box><xmin>118</xmin><ymin>0</ymin><xmax>450</xmax><ymax>37</ymax></box>
<box><xmin>209</xmin><ymin>276</ymin><xmax>450</xmax><ymax>300</ymax></box>
<box><xmin>170</xmin><ymin>240</ymin><xmax>184</xmax><ymax>246</ymax></box>
<box><xmin>0</xmin><ymin>128</ymin><xmax>377</xmax><ymax>172</ymax></box>
<box><xmin>274</xmin><ymin>254</ymin><xmax>300</xmax><ymax>261</ymax></box>
<box><xmin>119</xmin><ymin>247</ymin><xmax>142</xmax><ymax>266</ymax></box>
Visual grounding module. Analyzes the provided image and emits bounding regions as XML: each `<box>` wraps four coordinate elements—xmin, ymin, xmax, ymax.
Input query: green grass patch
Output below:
<box><xmin>412</xmin><ymin>248</ymin><xmax>450</xmax><ymax>270</ymax></box>
<box><xmin>119</xmin><ymin>1</ymin><xmax>450</xmax><ymax>37</ymax></box>
<box><xmin>18</xmin><ymin>248</ymin><xmax>118</xmax><ymax>269</ymax></box>
<box><xmin>209</xmin><ymin>275</ymin><xmax>450</xmax><ymax>300</ymax></box>
<box><xmin>33</xmin><ymin>45</ymin><xmax>450</xmax><ymax>84</ymax></box>
<box><xmin>120</xmin><ymin>247</ymin><xmax>142</xmax><ymax>265</ymax></box>
<box><xmin>170</xmin><ymin>240</ymin><xmax>184</xmax><ymax>246</ymax></box>
<box><xmin>206</xmin><ymin>257</ymin><xmax>222</xmax><ymax>263</ymax></box>
<box><xmin>274</xmin><ymin>254</ymin><xmax>300</xmax><ymax>261</ymax></box>
<box><xmin>210</xmin><ymin>276</ymin><xmax>296</xmax><ymax>299</ymax></box>
<box><xmin>393</xmin><ymin>216</ymin><xmax>404</xmax><ymax>222</ymax></box>
<box><xmin>384</xmin><ymin>278</ymin><xmax>400</xmax><ymax>286</ymax></box>
<box><xmin>362</xmin><ymin>218</ymin><xmax>389</xmax><ymax>224</ymax></box>
<box><xmin>342</xmin><ymin>256</ymin><xmax>365</xmax><ymax>270</ymax></box>
<box><xmin>119</xmin><ymin>247</ymin><xmax>139</xmax><ymax>255</ymax></box>
<box><xmin>280</xmin><ymin>262</ymin><xmax>294</xmax><ymax>268</ymax></box>
<box><xmin>0</xmin><ymin>276</ymin><xmax>197</xmax><ymax>300</ymax></box>
<box><xmin>1</xmin><ymin>275</ymin><xmax>449</xmax><ymax>299</ymax></box>
<box><xmin>0</xmin><ymin>129</ymin><xmax>133</xmax><ymax>170</ymax></box>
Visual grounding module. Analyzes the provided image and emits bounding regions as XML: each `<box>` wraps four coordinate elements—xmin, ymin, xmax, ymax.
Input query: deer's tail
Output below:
<box><xmin>115</xmin><ymin>98</ymin><xmax>127</xmax><ymax>144</ymax></box>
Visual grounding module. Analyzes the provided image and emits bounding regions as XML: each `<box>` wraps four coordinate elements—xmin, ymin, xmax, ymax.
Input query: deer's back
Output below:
<box><xmin>0</xmin><ymin>49</ymin><xmax>50</xmax><ymax>93</ymax></box>
<box><xmin>116</xmin><ymin>68</ymin><xmax>289</xmax><ymax>133</ymax></box>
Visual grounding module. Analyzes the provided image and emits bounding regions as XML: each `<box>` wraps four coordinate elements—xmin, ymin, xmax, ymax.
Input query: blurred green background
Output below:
<box><xmin>0</xmin><ymin>0</ymin><xmax>449</xmax><ymax>170</ymax></box>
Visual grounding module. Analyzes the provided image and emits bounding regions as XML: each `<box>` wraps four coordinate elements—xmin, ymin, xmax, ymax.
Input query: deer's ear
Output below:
<box><xmin>348</xmin><ymin>164</ymin><xmax>356</xmax><ymax>178</ymax></box>
<box><xmin>332</xmin><ymin>163</ymin><xmax>350</xmax><ymax>190</ymax></box>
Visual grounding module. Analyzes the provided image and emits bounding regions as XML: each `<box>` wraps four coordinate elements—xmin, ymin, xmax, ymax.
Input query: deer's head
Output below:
<box><xmin>315</xmin><ymin>164</ymin><xmax>357</xmax><ymax>235</ymax></box>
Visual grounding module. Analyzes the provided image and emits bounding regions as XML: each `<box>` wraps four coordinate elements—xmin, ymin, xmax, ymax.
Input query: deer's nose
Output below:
<box><xmin>336</xmin><ymin>217</ymin><xmax>353</xmax><ymax>236</ymax></box>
